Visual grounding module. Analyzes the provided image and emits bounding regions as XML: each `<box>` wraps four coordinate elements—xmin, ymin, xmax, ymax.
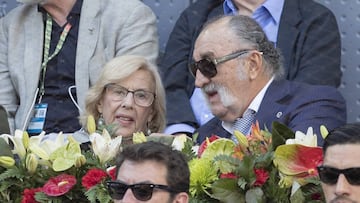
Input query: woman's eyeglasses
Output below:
<box><xmin>317</xmin><ymin>166</ymin><xmax>360</xmax><ymax>185</ymax></box>
<box><xmin>106</xmin><ymin>181</ymin><xmax>174</xmax><ymax>201</ymax></box>
<box><xmin>189</xmin><ymin>49</ymin><xmax>260</xmax><ymax>78</ymax></box>
<box><xmin>105</xmin><ymin>83</ymin><xmax>155</xmax><ymax>107</ymax></box>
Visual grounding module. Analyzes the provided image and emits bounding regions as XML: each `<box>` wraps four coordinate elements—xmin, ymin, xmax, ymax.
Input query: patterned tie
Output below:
<box><xmin>231</xmin><ymin>109</ymin><xmax>256</xmax><ymax>143</ymax></box>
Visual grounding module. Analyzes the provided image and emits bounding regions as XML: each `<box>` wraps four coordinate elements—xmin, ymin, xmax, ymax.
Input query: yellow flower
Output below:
<box><xmin>189</xmin><ymin>158</ymin><xmax>218</xmax><ymax>197</ymax></box>
<box><xmin>87</xmin><ymin>115</ymin><xmax>96</xmax><ymax>134</ymax></box>
<box><xmin>49</xmin><ymin>136</ymin><xmax>83</xmax><ymax>171</ymax></box>
<box><xmin>132</xmin><ymin>132</ymin><xmax>147</xmax><ymax>144</ymax></box>
<box><xmin>26</xmin><ymin>153</ymin><xmax>38</xmax><ymax>174</ymax></box>
<box><xmin>0</xmin><ymin>156</ymin><xmax>15</xmax><ymax>168</ymax></box>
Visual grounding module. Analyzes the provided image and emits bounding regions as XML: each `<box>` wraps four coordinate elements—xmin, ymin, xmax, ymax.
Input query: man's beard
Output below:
<box><xmin>330</xmin><ymin>196</ymin><xmax>357</xmax><ymax>203</ymax></box>
<box><xmin>17</xmin><ymin>0</ymin><xmax>46</xmax><ymax>4</ymax></box>
<box><xmin>202</xmin><ymin>83</ymin><xmax>236</xmax><ymax>107</ymax></box>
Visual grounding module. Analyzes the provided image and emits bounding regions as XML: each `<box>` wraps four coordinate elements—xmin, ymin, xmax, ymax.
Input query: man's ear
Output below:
<box><xmin>173</xmin><ymin>192</ymin><xmax>189</xmax><ymax>203</ymax></box>
<box><xmin>247</xmin><ymin>51</ymin><xmax>263</xmax><ymax>80</ymax></box>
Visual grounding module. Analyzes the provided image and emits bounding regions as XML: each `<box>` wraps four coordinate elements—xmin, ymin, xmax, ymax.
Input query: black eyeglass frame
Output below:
<box><xmin>104</xmin><ymin>83</ymin><xmax>156</xmax><ymax>107</ymax></box>
<box><xmin>189</xmin><ymin>49</ymin><xmax>261</xmax><ymax>78</ymax></box>
<box><xmin>106</xmin><ymin>181</ymin><xmax>176</xmax><ymax>201</ymax></box>
<box><xmin>317</xmin><ymin>165</ymin><xmax>360</xmax><ymax>185</ymax></box>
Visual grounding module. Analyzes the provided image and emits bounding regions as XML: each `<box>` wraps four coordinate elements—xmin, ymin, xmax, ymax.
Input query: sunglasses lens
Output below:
<box><xmin>345</xmin><ymin>168</ymin><xmax>360</xmax><ymax>185</ymax></box>
<box><xmin>132</xmin><ymin>184</ymin><xmax>153</xmax><ymax>201</ymax></box>
<box><xmin>318</xmin><ymin>166</ymin><xmax>339</xmax><ymax>185</ymax></box>
<box><xmin>190</xmin><ymin>59</ymin><xmax>217</xmax><ymax>78</ymax></box>
<box><xmin>107</xmin><ymin>182</ymin><xmax>127</xmax><ymax>200</ymax></box>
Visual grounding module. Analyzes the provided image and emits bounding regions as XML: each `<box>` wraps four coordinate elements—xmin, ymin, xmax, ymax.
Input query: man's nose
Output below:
<box><xmin>121</xmin><ymin>188</ymin><xmax>137</xmax><ymax>202</ymax></box>
<box><xmin>335</xmin><ymin>174</ymin><xmax>351</xmax><ymax>197</ymax></box>
<box><xmin>195</xmin><ymin>69</ymin><xmax>211</xmax><ymax>88</ymax></box>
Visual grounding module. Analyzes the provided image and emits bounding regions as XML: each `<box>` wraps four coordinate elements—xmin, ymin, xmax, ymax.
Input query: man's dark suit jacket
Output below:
<box><xmin>196</xmin><ymin>79</ymin><xmax>346</xmax><ymax>146</ymax></box>
<box><xmin>160</xmin><ymin>0</ymin><xmax>342</xmax><ymax>129</ymax></box>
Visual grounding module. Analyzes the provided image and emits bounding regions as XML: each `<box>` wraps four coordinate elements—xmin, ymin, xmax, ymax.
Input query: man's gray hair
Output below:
<box><xmin>203</xmin><ymin>15</ymin><xmax>284</xmax><ymax>78</ymax></box>
<box><xmin>228</xmin><ymin>15</ymin><xmax>284</xmax><ymax>78</ymax></box>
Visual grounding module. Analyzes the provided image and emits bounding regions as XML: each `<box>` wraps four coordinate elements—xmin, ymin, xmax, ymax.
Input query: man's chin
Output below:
<box><xmin>330</xmin><ymin>196</ymin><xmax>357</xmax><ymax>203</ymax></box>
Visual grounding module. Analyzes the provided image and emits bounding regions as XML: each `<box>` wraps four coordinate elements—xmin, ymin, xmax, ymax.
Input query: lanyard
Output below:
<box><xmin>38</xmin><ymin>13</ymin><xmax>72</xmax><ymax>103</ymax></box>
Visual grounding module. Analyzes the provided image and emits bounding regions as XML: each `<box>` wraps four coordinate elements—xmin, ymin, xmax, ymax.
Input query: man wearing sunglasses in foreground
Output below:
<box><xmin>107</xmin><ymin>141</ymin><xmax>189</xmax><ymax>203</ymax></box>
<box><xmin>318</xmin><ymin>123</ymin><xmax>360</xmax><ymax>202</ymax></box>
<box><xmin>192</xmin><ymin>15</ymin><xmax>346</xmax><ymax>146</ymax></box>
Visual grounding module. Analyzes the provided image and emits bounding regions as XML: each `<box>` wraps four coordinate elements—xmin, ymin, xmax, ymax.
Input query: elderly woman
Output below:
<box><xmin>81</xmin><ymin>55</ymin><xmax>166</xmax><ymax>144</ymax></box>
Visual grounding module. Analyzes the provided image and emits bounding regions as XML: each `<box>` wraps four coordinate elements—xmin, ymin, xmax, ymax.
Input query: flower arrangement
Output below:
<box><xmin>0</xmin><ymin>118</ymin><xmax>327</xmax><ymax>203</ymax></box>
<box><xmin>187</xmin><ymin>121</ymin><xmax>327</xmax><ymax>203</ymax></box>
<box><xmin>0</xmin><ymin>116</ymin><xmax>121</xmax><ymax>203</ymax></box>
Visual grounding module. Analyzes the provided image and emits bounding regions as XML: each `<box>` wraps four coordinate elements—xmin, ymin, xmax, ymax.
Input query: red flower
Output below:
<box><xmin>42</xmin><ymin>174</ymin><xmax>77</xmax><ymax>196</ymax></box>
<box><xmin>21</xmin><ymin>187</ymin><xmax>42</xmax><ymax>203</ymax></box>
<box><xmin>220</xmin><ymin>172</ymin><xmax>237</xmax><ymax>179</ymax></box>
<box><xmin>82</xmin><ymin>168</ymin><xmax>108</xmax><ymax>190</ymax></box>
<box><xmin>198</xmin><ymin>135</ymin><xmax>220</xmax><ymax>157</ymax></box>
<box><xmin>253</xmin><ymin>168</ymin><xmax>269</xmax><ymax>186</ymax></box>
<box><xmin>107</xmin><ymin>166</ymin><xmax>117</xmax><ymax>180</ymax></box>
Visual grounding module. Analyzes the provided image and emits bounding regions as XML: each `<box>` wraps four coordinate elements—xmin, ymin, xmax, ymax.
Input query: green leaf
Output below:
<box><xmin>271</xmin><ymin>121</ymin><xmax>295</xmax><ymax>150</ymax></box>
<box><xmin>245</xmin><ymin>188</ymin><xmax>266</xmax><ymax>203</ymax></box>
<box><xmin>0</xmin><ymin>138</ymin><xmax>13</xmax><ymax>158</ymax></box>
<box><xmin>290</xmin><ymin>187</ymin><xmax>305</xmax><ymax>203</ymax></box>
<box><xmin>211</xmin><ymin>178</ymin><xmax>245</xmax><ymax>203</ymax></box>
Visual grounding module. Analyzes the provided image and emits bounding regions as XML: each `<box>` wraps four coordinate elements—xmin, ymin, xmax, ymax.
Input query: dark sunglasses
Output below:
<box><xmin>317</xmin><ymin>166</ymin><xmax>360</xmax><ymax>185</ymax></box>
<box><xmin>189</xmin><ymin>49</ymin><xmax>256</xmax><ymax>78</ymax></box>
<box><xmin>106</xmin><ymin>181</ymin><xmax>175</xmax><ymax>201</ymax></box>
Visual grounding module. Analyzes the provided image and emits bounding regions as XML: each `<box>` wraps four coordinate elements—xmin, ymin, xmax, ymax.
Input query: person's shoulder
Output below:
<box><xmin>181</xmin><ymin>0</ymin><xmax>222</xmax><ymax>17</ymax></box>
<box><xmin>285</xmin><ymin>80</ymin><xmax>344</xmax><ymax>100</ymax></box>
<box><xmin>296</xmin><ymin>0</ymin><xmax>336</xmax><ymax>16</ymax></box>
<box><xmin>103</xmin><ymin>0</ymin><xmax>149</xmax><ymax>7</ymax></box>
<box><xmin>3</xmin><ymin>4</ymin><xmax>37</xmax><ymax>19</ymax></box>
<box><xmin>1</xmin><ymin>4</ymin><xmax>38</xmax><ymax>26</ymax></box>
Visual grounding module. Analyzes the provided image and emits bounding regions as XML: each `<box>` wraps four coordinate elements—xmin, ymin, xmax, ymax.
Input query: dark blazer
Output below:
<box><xmin>196</xmin><ymin>79</ymin><xmax>347</xmax><ymax>146</ymax></box>
<box><xmin>160</xmin><ymin>0</ymin><xmax>341</xmax><ymax>129</ymax></box>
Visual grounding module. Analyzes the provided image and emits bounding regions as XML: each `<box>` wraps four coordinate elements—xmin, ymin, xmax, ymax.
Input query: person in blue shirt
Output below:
<box><xmin>160</xmin><ymin>0</ymin><xmax>341</xmax><ymax>136</ymax></box>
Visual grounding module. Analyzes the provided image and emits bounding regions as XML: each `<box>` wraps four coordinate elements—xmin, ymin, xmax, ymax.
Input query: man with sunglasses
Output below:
<box><xmin>160</xmin><ymin>0</ymin><xmax>341</xmax><ymax>138</ymax></box>
<box><xmin>107</xmin><ymin>141</ymin><xmax>189</xmax><ymax>203</ymax></box>
<box><xmin>318</xmin><ymin>123</ymin><xmax>360</xmax><ymax>202</ymax></box>
<box><xmin>192</xmin><ymin>15</ymin><xmax>346</xmax><ymax>146</ymax></box>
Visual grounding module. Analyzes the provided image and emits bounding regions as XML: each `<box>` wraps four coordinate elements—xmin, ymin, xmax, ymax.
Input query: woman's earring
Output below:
<box><xmin>97</xmin><ymin>114</ymin><xmax>105</xmax><ymax>127</ymax></box>
<box><xmin>146</xmin><ymin>122</ymin><xmax>151</xmax><ymax>135</ymax></box>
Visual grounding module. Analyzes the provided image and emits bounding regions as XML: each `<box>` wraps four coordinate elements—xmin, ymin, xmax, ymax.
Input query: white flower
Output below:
<box><xmin>89</xmin><ymin>129</ymin><xmax>122</xmax><ymax>164</ymax></box>
<box><xmin>29</xmin><ymin>132</ymin><xmax>67</xmax><ymax>161</ymax></box>
<box><xmin>285</xmin><ymin>127</ymin><xmax>317</xmax><ymax>147</ymax></box>
<box><xmin>0</xmin><ymin>130</ymin><xmax>28</xmax><ymax>159</ymax></box>
<box><xmin>171</xmin><ymin>134</ymin><xmax>188</xmax><ymax>151</ymax></box>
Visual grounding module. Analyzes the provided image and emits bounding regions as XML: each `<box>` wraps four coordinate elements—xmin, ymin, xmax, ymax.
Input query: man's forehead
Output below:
<box><xmin>324</xmin><ymin>144</ymin><xmax>360</xmax><ymax>168</ymax></box>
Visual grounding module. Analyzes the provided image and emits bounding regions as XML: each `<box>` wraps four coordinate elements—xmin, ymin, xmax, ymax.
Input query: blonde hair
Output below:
<box><xmin>81</xmin><ymin>55</ymin><xmax>166</xmax><ymax>133</ymax></box>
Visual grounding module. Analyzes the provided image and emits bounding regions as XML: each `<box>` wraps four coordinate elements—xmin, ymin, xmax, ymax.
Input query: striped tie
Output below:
<box><xmin>231</xmin><ymin>109</ymin><xmax>256</xmax><ymax>143</ymax></box>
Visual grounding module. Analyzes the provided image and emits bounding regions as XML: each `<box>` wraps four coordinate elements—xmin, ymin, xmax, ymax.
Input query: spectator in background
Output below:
<box><xmin>0</xmin><ymin>0</ymin><xmax>158</xmax><ymax>135</ymax></box>
<box><xmin>160</xmin><ymin>0</ymin><xmax>341</xmax><ymax>135</ymax></box>
<box><xmin>107</xmin><ymin>141</ymin><xmax>189</xmax><ymax>203</ymax></box>
<box><xmin>81</xmin><ymin>55</ymin><xmax>166</xmax><ymax>145</ymax></box>
<box><xmin>318</xmin><ymin>123</ymin><xmax>360</xmax><ymax>202</ymax></box>
<box><xmin>192</xmin><ymin>15</ymin><xmax>345</xmax><ymax>145</ymax></box>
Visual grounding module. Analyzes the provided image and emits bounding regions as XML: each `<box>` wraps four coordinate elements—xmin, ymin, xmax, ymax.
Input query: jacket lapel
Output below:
<box><xmin>75</xmin><ymin>0</ymin><xmax>101</xmax><ymax>110</ymax></box>
<box><xmin>255</xmin><ymin>80</ymin><xmax>291</xmax><ymax>129</ymax></box>
<box><xmin>277</xmin><ymin>0</ymin><xmax>301</xmax><ymax>78</ymax></box>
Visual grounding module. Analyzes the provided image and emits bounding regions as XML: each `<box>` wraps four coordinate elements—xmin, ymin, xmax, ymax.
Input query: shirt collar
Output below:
<box><xmin>223</xmin><ymin>0</ymin><xmax>284</xmax><ymax>25</ymax></box>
